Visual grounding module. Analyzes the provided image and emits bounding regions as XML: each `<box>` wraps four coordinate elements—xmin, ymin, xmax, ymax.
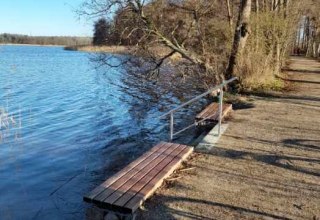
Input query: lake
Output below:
<box><xmin>0</xmin><ymin>45</ymin><xmax>207</xmax><ymax>219</ymax></box>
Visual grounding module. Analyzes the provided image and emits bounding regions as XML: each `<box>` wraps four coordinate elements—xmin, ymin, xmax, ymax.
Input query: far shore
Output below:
<box><xmin>0</xmin><ymin>43</ymin><xmax>65</xmax><ymax>47</ymax></box>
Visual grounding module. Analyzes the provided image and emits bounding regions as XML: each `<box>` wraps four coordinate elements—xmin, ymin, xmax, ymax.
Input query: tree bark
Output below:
<box><xmin>225</xmin><ymin>0</ymin><xmax>252</xmax><ymax>80</ymax></box>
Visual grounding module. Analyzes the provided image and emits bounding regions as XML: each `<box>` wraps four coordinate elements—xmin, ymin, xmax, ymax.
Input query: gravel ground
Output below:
<box><xmin>137</xmin><ymin>57</ymin><xmax>320</xmax><ymax>220</ymax></box>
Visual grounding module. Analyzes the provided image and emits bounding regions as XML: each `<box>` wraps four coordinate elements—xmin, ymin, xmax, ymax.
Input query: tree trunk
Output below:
<box><xmin>275</xmin><ymin>43</ymin><xmax>281</xmax><ymax>73</ymax></box>
<box><xmin>312</xmin><ymin>42</ymin><xmax>317</xmax><ymax>57</ymax></box>
<box><xmin>277</xmin><ymin>0</ymin><xmax>284</xmax><ymax>12</ymax></box>
<box><xmin>255</xmin><ymin>0</ymin><xmax>259</xmax><ymax>51</ymax></box>
<box><xmin>226</xmin><ymin>0</ymin><xmax>234</xmax><ymax>33</ymax></box>
<box><xmin>297</xmin><ymin>23</ymin><xmax>301</xmax><ymax>50</ymax></box>
<box><xmin>225</xmin><ymin>0</ymin><xmax>252</xmax><ymax>80</ymax></box>
<box><xmin>261</xmin><ymin>0</ymin><xmax>265</xmax><ymax>11</ymax></box>
<box><xmin>302</xmin><ymin>16</ymin><xmax>309</xmax><ymax>53</ymax></box>
<box><xmin>255</xmin><ymin>0</ymin><xmax>259</xmax><ymax>13</ymax></box>
<box><xmin>283</xmin><ymin>0</ymin><xmax>289</xmax><ymax>18</ymax></box>
<box><xmin>271</xmin><ymin>0</ymin><xmax>275</xmax><ymax>11</ymax></box>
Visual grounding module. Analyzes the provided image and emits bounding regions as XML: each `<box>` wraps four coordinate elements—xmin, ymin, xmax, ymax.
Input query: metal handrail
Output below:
<box><xmin>160</xmin><ymin>77</ymin><xmax>238</xmax><ymax>140</ymax></box>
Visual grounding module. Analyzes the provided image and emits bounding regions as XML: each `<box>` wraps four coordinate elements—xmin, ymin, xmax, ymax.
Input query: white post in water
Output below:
<box><xmin>218</xmin><ymin>87</ymin><xmax>224</xmax><ymax>136</ymax></box>
<box><xmin>170</xmin><ymin>112</ymin><xmax>174</xmax><ymax>141</ymax></box>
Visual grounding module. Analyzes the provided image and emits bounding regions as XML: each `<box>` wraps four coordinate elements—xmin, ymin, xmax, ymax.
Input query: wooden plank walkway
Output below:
<box><xmin>195</xmin><ymin>103</ymin><xmax>232</xmax><ymax>123</ymax></box>
<box><xmin>84</xmin><ymin>142</ymin><xmax>193</xmax><ymax>214</ymax></box>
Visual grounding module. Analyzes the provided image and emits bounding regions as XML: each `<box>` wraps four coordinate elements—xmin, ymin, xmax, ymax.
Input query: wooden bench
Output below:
<box><xmin>84</xmin><ymin>142</ymin><xmax>193</xmax><ymax>219</ymax></box>
<box><xmin>195</xmin><ymin>103</ymin><xmax>232</xmax><ymax>125</ymax></box>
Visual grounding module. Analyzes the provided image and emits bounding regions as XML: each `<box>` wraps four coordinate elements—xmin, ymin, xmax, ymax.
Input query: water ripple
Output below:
<box><xmin>0</xmin><ymin>45</ymin><xmax>209</xmax><ymax>219</ymax></box>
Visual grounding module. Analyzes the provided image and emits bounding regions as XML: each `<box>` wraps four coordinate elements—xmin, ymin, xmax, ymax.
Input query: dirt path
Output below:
<box><xmin>137</xmin><ymin>57</ymin><xmax>320</xmax><ymax>220</ymax></box>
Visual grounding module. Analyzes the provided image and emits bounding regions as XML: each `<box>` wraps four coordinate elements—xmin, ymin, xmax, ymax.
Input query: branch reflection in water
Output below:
<box><xmin>89</xmin><ymin>52</ymin><xmax>211</xmax><ymax>143</ymax></box>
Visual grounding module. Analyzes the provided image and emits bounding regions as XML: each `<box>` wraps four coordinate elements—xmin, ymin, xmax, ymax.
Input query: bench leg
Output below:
<box><xmin>114</xmin><ymin>213</ymin><xmax>136</xmax><ymax>220</ymax></box>
<box><xmin>86</xmin><ymin>206</ymin><xmax>109</xmax><ymax>220</ymax></box>
<box><xmin>86</xmin><ymin>206</ymin><xmax>136</xmax><ymax>220</ymax></box>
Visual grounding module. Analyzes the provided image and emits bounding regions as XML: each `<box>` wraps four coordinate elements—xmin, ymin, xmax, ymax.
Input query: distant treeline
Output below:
<box><xmin>0</xmin><ymin>33</ymin><xmax>92</xmax><ymax>46</ymax></box>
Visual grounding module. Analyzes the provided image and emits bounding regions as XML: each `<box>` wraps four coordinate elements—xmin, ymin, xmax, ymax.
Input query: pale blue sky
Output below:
<box><xmin>0</xmin><ymin>0</ymin><xmax>92</xmax><ymax>36</ymax></box>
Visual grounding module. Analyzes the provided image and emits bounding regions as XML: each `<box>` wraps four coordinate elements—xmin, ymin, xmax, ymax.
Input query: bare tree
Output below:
<box><xmin>79</xmin><ymin>0</ymin><xmax>318</xmax><ymax>91</ymax></box>
<box><xmin>78</xmin><ymin>0</ymin><xmax>230</xmax><ymax>86</ymax></box>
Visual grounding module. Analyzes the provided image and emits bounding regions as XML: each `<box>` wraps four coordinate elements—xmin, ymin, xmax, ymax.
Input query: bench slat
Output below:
<box><xmin>92</xmin><ymin>142</ymin><xmax>176</xmax><ymax>203</ymax></box>
<box><xmin>83</xmin><ymin>142</ymin><xmax>193</xmax><ymax>214</ymax></box>
<box><xmin>199</xmin><ymin>102</ymin><xmax>218</xmax><ymax>119</ymax></box>
<box><xmin>113</xmin><ymin>144</ymin><xmax>187</xmax><ymax>209</ymax></box>
<box><xmin>124</xmin><ymin>145</ymin><xmax>193</xmax><ymax>212</ymax></box>
<box><xmin>84</xmin><ymin>141</ymin><xmax>168</xmax><ymax>202</ymax></box>
<box><xmin>101</xmin><ymin>143</ymin><xmax>183</xmax><ymax>205</ymax></box>
<box><xmin>196</xmin><ymin>103</ymin><xmax>232</xmax><ymax>121</ymax></box>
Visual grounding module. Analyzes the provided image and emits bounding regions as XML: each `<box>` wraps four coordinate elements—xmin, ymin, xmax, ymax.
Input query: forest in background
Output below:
<box><xmin>0</xmin><ymin>33</ymin><xmax>91</xmax><ymax>46</ymax></box>
<box><xmin>83</xmin><ymin>0</ymin><xmax>320</xmax><ymax>91</ymax></box>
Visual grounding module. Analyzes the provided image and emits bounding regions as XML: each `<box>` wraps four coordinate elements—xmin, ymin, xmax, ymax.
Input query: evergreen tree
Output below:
<box><xmin>93</xmin><ymin>18</ymin><xmax>110</xmax><ymax>46</ymax></box>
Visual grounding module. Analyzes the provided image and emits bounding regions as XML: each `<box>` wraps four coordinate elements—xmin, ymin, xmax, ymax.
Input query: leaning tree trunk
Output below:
<box><xmin>225</xmin><ymin>0</ymin><xmax>252</xmax><ymax>80</ymax></box>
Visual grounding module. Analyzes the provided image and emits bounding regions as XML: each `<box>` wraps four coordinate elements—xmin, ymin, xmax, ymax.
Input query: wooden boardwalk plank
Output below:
<box><xmin>124</xmin><ymin>145</ymin><xmax>193</xmax><ymax>212</ymax></box>
<box><xmin>92</xmin><ymin>142</ymin><xmax>176</xmax><ymax>203</ymax></box>
<box><xmin>101</xmin><ymin>144</ymin><xmax>184</xmax><ymax>205</ymax></box>
<box><xmin>84</xmin><ymin>142</ymin><xmax>168</xmax><ymax>202</ymax></box>
<box><xmin>111</xmin><ymin>145</ymin><xmax>187</xmax><ymax>208</ymax></box>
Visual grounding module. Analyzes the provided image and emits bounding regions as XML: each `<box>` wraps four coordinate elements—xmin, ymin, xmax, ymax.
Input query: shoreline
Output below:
<box><xmin>64</xmin><ymin>45</ymin><xmax>133</xmax><ymax>55</ymax></box>
<box><xmin>65</xmin><ymin>45</ymin><xmax>183</xmax><ymax>62</ymax></box>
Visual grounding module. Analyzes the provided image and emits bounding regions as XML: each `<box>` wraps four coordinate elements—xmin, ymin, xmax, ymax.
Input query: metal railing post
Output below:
<box><xmin>218</xmin><ymin>87</ymin><xmax>224</xmax><ymax>136</ymax></box>
<box><xmin>170</xmin><ymin>112</ymin><xmax>174</xmax><ymax>141</ymax></box>
<box><xmin>160</xmin><ymin>77</ymin><xmax>237</xmax><ymax>140</ymax></box>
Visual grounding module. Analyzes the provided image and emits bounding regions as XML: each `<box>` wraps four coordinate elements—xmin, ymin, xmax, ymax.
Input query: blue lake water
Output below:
<box><xmin>0</xmin><ymin>45</ymin><xmax>207</xmax><ymax>219</ymax></box>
